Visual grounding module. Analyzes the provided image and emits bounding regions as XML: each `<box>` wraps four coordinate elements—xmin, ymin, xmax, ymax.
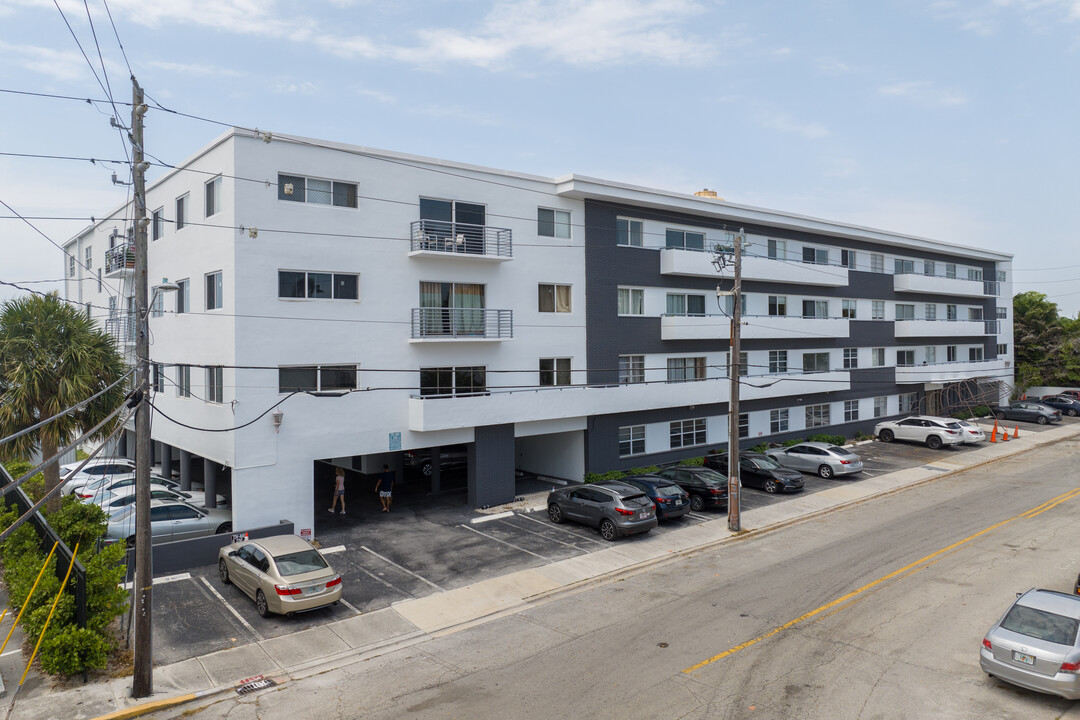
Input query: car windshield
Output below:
<box><xmin>694</xmin><ymin>468</ymin><xmax>727</xmax><ymax>483</ymax></box>
<box><xmin>751</xmin><ymin>457</ymin><xmax>782</xmax><ymax>469</ymax></box>
<box><xmin>273</xmin><ymin>549</ymin><xmax>329</xmax><ymax>577</ymax></box>
<box><xmin>1000</xmin><ymin>604</ymin><xmax>1079</xmax><ymax>646</ymax></box>
<box><xmin>655</xmin><ymin>484</ymin><xmax>683</xmax><ymax>497</ymax></box>
<box><xmin>828</xmin><ymin>446</ymin><xmax>856</xmax><ymax>457</ymax></box>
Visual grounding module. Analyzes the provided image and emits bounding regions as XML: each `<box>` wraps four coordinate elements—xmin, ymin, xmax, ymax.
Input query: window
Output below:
<box><xmin>97</xmin><ymin>268</ymin><xmax>102</xmax><ymax>292</ymax></box>
<box><xmin>870</xmin><ymin>253</ymin><xmax>884</xmax><ymax>273</ymax></box>
<box><xmin>997</xmin><ymin>344</ymin><xmax>1008</xmax><ymax>355</ymax></box>
<box><xmin>725</xmin><ymin>351</ymin><xmax>748</xmax><ymax>377</ymax></box>
<box><xmin>538</xmin><ymin>284</ymin><xmax>572</xmax><ymax>313</ymax></box>
<box><xmin>278</xmin><ymin>174</ymin><xmax>358</xmax><ymax>208</ymax></box>
<box><xmin>68</xmin><ymin>254</ymin><xmax>75</xmax><ymax>277</ymax></box>
<box><xmin>996</xmin><ymin>306</ymin><xmax>1007</xmax><ymax>319</ymax></box>
<box><xmin>946</xmin><ymin>304</ymin><xmax>957</xmax><ymax>321</ymax></box>
<box><xmin>872</xmin><ymin>300</ymin><xmax>885</xmax><ymax>320</ymax></box>
<box><xmin>670</xmin><ymin>418</ymin><xmax>707</xmax><ymax>448</ymax></box>
<box><xmin>619</xmin><ymin>355</ymin><xmax>644</xmax><ymax>384</ymax></box>
<box><xmin>924</xmin><ymin>260</ymin><xmax>935</xmax><ymax>276</ymax></box>
<box><xmin>177</xmin><ymin>365</ymin><xmax>191</xmax><ymax>398</ymax></box>
<box><xmin>947</xmin><ymin>345</ymin><xmax>957</xmax><ymax>362</ymax></box>
<box><xmin>665</xmin><ymin>229</ymin><xmax>705</xmax><ymax>250</ymax></box>
<box><xmin>176</xmin><ymin>279</ymin><xmax>190</xmax><ymax>314</ymax></box>
<box><xmin>206</xmin><ymin>367</ymin><xmax>223</xmax><ymax>403</ymax></box>
<box><xmin>205</xmin><ymin>271</ymin><xmax>223</xmax><ymax>310</ymax></box>
<box><xmin>417</xmin><ymin>366</ymin><xmax>485</xmax><ymax>397</ymax></box>
<box><xmin>968</xmin><ymin>307</ymin><xmax>983</xmax><ymax>321</ymax></box>
<box><xmin>722</xmin><ymin>294</ymin><xmax>748</xmax><ymax>316</ymax></box>
<box><xmin>321</xmin><ymin>365</ymin><xmax>358</xmax><ymax>391</ymax></box>
<box><xmin>666</xmin><ymin>293</ymin><xmax>705</xmax><ymax>315</ymax></box>
<box><xmin>85</xmin><ymin>302</ymin><xmax>91</xmax><ymax>318</ymax></box>
<box><xmin>617</xmin><ymin>288</ymin><xmax>644</xmax><ymax>315</ymax></box>
<box><xmin>802</xmin><ymin>246</ymin><xmax>829</xmax><ymax>265</ymax></box>
<box><xmin>539</xmin><ymin>358</ymin><xmax>571</xmax><ymax>386</ymax></box>
<box><xmin>84</xmin><ymin>245</ymin><xmax>92</xmax><ymax>270</ymax></box>
<box><xmin>925</xmin><ymin>346</ymin><xmax>937</xmax><ymax>364</ymax></box>
<box><xmin>899</xmin><ymin>393</ymin><xmax>917</xmax><ymax>413</ymax></box>
<box><xmin>894</xmin><ymin>259</ymin><xmax>914</xmax><ymax>274</ymax></box>
<box><xmin>175</xmin><ymin>194</ymin><xmax>187</xmax><ymax>231</ymax></box>
<box><xmin>150</xmin><ymin>292</ymin><xmax>164</xmax><ymax>318</ymax></box>
<box><xmin>967</xmin><ymin>268</ymin><xmax>983</xmax><ymax>281</ymax></box>
<box><xmin>616</xmin><ymin>218</ymin><xmax>643</xmax><ymax>247</ymax></box>
<box><xmin>843</xmin><ymin>348</ymin><xmax>858</xmax><ymax>369</ymax></box>
<box><xmin>619</xmin><ymin>425</ymin><xmax>645</xmax><ymax>457</ymax></box>
<box><xmin>768</xmin><ymin>296</ymin><xmax>787</xmax><ymax>316</ymax></box>
<box><xmin>841</xmin><ymin>299</ymin><xmax>857</xmax><ymax>319</ymax></box>
<box><xmin>667</xmin><ymin>357</ymin><xmax>706</xmax><ymax>382</ymax></box>
<box><xmin>738</xmin><ymin>413</ymin><xmax>749</xmax><ymax>439</ymax></box>
<box><xmin>806</xmin><ymin>404</ymin><xmax>830</xmax><ymax>428</ymax></box>
<box><xmin>969</xmin><ymin>346</ymin><xmax>984</xmax><ymax>361</ymax></box>
<box><xmin>873</xmin><ymin>396</ymin><xmax>888</xmax><ymax>418</ymax></box>
<box><xmin>152</xmin><ymin>363</ymin><xmax>163</xmax><ymax>393</ymax></box>
<box><xmin>844</xmin><ymin>400</ymin><xmax>859</xmax><ymax>422</ymax></box>
<box><xmin>996</xmin><ymin>270</ymin><xmax>1006</xmax><ymax>282</ymax></box>
<box><xmin>895</xmin><ymin>304</ymin><xmax>915</xmax><ymax>320</ymax></box>
<box><xmin>537</xmin><ymin>208</ymin><xmax>571</xmax><ymax>239</ymax></box>
<box><xmin>803</xmin><ymin>352</ymin><xmax>830</xmax><ymax>373</ymax></box>
<box><xmin>871</xmin><ymin>348</ymin><xmax>885</xmax><ymax>367</ymax></box>
<box><xmin>768</xmin><ymin>350</ymin><xmax>788</xmax><ymax>374</ymax></box>
<box><xmin>897</xmin><ymin>349</ymin><xmax>915</xmax><ymax>366</ymax></box>
<box><xmin>278</xmin><ymin>270</ymin><xmax>358</xmax><ymax>300</ymax></box>
<box><xmin>945</xmin><ymin>263</ymin><xmax>956</xmax><ymax>279</ymax></box>
<box><xmin>205</xmin><ymin>176</ymin><xmax>222</xmax><ymax>217</ymax></box>
<box><xmin>841</xmin><ymin>249</ymin><xmax>856</xmax><ymax>269</ymax></box>
<box><xmin>152</xmin><ymin>208</ymin><xmax>163</xmax><ymax>240</ymax></box>
<box><xmin>278</xmin><ymin>365</ymin><xmax>358</xmax><ymax>393</ymax></box>
<box><xmin>802</xmin><ymin>300</ymin><xmax>828</xmax><ymax>318</ymax></box>
<box><xmin>770</xmin><ymin>409</ymin><xmax>789</xmax><ymax>434</ymax></box>
<box><xmin>925</xmin><ymin>304</ymin><xmax>937</xmax><ymax>321</ymax></box>
<box><xmin>767</xmin><ymin>238</ymin><xmax>787</xmax><ymax>260</ymax></box>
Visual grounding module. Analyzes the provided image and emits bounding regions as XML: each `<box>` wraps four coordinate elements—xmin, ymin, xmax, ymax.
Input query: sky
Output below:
<box><xmin>1</xmin><ymin>0</ymin><xmax>1079</xmax><ymax>313</ymax></box>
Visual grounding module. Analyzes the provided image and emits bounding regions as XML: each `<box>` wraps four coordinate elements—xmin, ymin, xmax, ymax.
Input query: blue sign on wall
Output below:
<box><xmin>388</xmin><ymin>432</ymin><xmax>401</xmax><ymax>451</ymax></box>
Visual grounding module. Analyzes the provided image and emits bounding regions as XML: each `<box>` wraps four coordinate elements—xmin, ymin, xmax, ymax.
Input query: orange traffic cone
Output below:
<box><xmin>1013</xmin><ymin>426</ymin><xmax>1019</xmax><ymax>439</ymax></box>
<box><xmin>989</xmin><ymin>420</ymin><xmax>998</xmax><ymax>443</ymax></box>
<box><xmin>1001</xmin><ymin>429</ymin><xmax>1009</xmax><ymax>442</ymax></box>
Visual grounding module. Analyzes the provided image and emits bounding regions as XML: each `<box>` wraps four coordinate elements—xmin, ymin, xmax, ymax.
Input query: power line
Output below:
<box><xmin>147</xmin><ymin>394</ymin><xmax>300</xmax><ymax>433</ymax></box>
<box><xmin>100</xmin><ymin>0</ymin><xmax>133</xmax><ymax>77</ymax></box>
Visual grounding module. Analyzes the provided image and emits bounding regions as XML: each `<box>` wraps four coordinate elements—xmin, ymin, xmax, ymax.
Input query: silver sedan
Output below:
<box><xmin>764</xmin><ymin>442</ymin><xmax>863</xmax><ymax>478</ymax></box>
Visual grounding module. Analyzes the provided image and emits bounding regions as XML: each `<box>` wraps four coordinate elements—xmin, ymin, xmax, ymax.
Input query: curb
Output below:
<box><xmin>90</xmin><ymin>687</ymin><xmax>230</xmax><ymax>720</ymax></box>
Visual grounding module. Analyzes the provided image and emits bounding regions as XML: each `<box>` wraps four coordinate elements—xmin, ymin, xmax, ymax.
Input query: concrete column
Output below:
<box><xmin>179</xmin><ymin>450</ymin><xmax>192</xmax><ymax>491</ymax></box>
<box><xmin>468</xmin><ymin>424</ymin><xmax>515</xmax><ymax>508</ymax></box>
<box><xmin>203</xmin><ymin>458</ymin><xmax>218</xmax><ymax>509</ymax></box>
<box><xmin>160</xmin><ymin>443</ymin><xmax>173</xmax><ymax>480</ymax></box>
<box><xmin>430</xmin><ymin>448</ymin><xmax>442</xmax><ymax>494</ymax></box>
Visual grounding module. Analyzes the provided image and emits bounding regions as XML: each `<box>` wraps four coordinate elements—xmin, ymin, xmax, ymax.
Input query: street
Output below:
<box><xmin>154</xmin><ymin>434</ymin><xmax>1080</xmax><ymax>720</ymax></box>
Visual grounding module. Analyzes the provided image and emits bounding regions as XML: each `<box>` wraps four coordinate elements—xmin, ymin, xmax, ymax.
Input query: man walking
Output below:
<box><xmin>376</xmin><ymin>464</ymin><xmax>395</xmax><ymax>512</ymax></box>
<box><xmin>329</xmin><ymin>468</ymin><xmax>346</xmax><ymax>515</ymax></box>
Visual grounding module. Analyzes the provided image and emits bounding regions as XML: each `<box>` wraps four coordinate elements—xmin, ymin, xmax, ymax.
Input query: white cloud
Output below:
<box><xmin>928</xmin><ymin>0</ymin><xmax>1080</xmax><ymax>35</ymax></box>
<box><xmin>0</xmin><ymin>41</ymin><xmax>101</xmax><ymax>82</ymax></box>
<box><xmin>760</xmin><ymin>112</ymin><xmax>829</xmax><ymax>139</ymax></box>
<box><xmin>824</xmin><ymin>158</ymin><xmax>858</xmax><ymax>178</ymax></box>
<box><xmin>817</xmin><ymin>58</ymin><xmax>851</xmax><ymax>75</ymax></box>
<box><xmin>878</xmin><ymin>81</ymin><xmax>969</xmax><ymax>107</ymax></box>
<box><xmin>272</xmin><ymin>80</ymin><xmax>319</xmax><ymax>95</ymax></box>
<box><xmin>148</xmin><ymin>60</ymin><xmax>245</xmax><ymax>77</ymax></box>
<box><xmin>354</xmin><ymin>87</ymin><xmax>397</xmax><ymax>104</ymax></box>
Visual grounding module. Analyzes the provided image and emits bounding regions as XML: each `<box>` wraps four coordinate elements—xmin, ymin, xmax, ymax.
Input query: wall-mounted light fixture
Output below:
<box><xmin>272</xmin><ymin>409</ymin><xmax>284</xmax><ymax>431</ymax></box>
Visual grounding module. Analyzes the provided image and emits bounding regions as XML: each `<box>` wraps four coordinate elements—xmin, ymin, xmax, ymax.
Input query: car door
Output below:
<box><xmin>563</xmin><ymin>489</ymin><xmax>592</xmax><ymax>522</ymax></box>
<box><xmin>781</xmin><ymin>447</ymin><xmax>809</xmax><ymax>471</ymax></box>
<box><xmin>230</xmin><ymin>544</ymin><xmax>258</xmax><ymax>596</ymax></box>
<box><xmin>168</xmin><ymin>505</ymin><xmax>212</xmax><ymax>541</ymax></box>
<box><xmin>148</xmin><ymin>505</ymin><xmax>173</xmax><ymax>543</ymax></box>
<box><xmin>894</xmin><ymin>419</ymin><xmax>920</xmax><ymax>441</ymax></box>
<box><xmin>739</xmin><ymin>458</ymin><xmax>763</xmax><ymax>488</ymax></box>
<box><xmin>577</xmin><ymin>487</ymin><xmax>611</xmax><ymax>527</ymax></box>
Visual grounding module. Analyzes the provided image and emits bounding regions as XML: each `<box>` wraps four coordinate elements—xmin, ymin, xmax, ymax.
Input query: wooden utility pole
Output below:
<box><xmin>727</xmin><ymin>230</ymin><xmax>743</xmax><ymax>532</ymax></box>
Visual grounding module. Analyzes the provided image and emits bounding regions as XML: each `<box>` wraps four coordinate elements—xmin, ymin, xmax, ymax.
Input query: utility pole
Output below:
<box><xmin>130</xmin><ymin>76</ymin><xmax>153</xmax><ymax>699</ymax></box>
<box><xmin>726</xmin><ymin>229</ymin><xmax>743</xmax><ymax>532</ymax></box>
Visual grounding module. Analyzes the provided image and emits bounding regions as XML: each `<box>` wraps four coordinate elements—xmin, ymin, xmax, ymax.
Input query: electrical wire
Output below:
<box><xmin>100</xmin><ymin>0</ymin><xmax>133</xmax><ymax>77</ymax></box>
<box><xmin>147</xmin><ymin>393</ymin><xmax>300</xmax><ymax>433</ymax></box>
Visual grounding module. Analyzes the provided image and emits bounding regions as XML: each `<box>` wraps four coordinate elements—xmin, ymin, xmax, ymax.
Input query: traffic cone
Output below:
<box><xmin>989</xmin><ymin>420</ymin><xmax>998</xmax><ymax>443</ymax></box>
<box><xmin>1013</xmin><ymin>426</ymin><xmax>1019</xmax><ymax>439</ymax></box>
<box><xmin>1001</xmin><ymin>429</ymin><xmax>1009</xmax><ymax>442</ymax></box>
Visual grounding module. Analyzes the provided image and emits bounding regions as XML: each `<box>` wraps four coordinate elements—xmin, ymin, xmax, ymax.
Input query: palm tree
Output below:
<box><xmin>0</xmin><ymin>292</ymin><xmax>128</xmax><ymax>513</ymax></box>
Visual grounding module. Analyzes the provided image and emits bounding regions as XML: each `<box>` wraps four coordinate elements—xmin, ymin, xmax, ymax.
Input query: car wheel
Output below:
<box><xmin>1069</xmin><ymin>409</ymin><xmax>1078</xmax><ymax>417</ymax></box>
<box><xmin>879</xmin><ymin>429</ymin><xmax>894</xmax><ymax>443</ymax></box>
<box><xmin>927</xmin><ymin>435</ymin><xmax>943</xmax><ymax>450</ymax></box>
<box><xmin>764</xmin><ymin>480</ymin><xmax>779</xmax><ymax>494</ymax></box>
<box><xmin>125</xmin><ymin>535</ymin><xmax>136</xmax><ymax>549</ymax></box>
<box><xmin>548</xmin><ymin>503</ymin><xmax>563</xmax><ymax>524</ymax></box>
<box><xmin>689</xmin><ymin>495</ymin><xmax>704</xmax><ymax>511</ymax></box>
<box><xmin>599</xmin><ymin>519</ymin><xmax>618</xmax><ymax>541</ymax></box>
<box><xmin>818</xmin><ymin>464</ymin><xmax>833</xmax><ymax>479</ymax></box>
<box><xmin>218</xmin><ymin>559</ymin><xmax>230</xmax><ymax>585</ymax></box>
<box><xmin>421</xmin><ymin>462</ymin><xmax>433</xmax><ymax>477</ymax></box>
<box><xmin>255</xmin><ymin>590</ymin><xmax>271</xmax><ymax>618</ymax></box>
<box><xmin>1037</xmin><ymin>415</ymin><xmax>1048</xmax><ymax>425</ymax></box>
<box><xmin>216</xmin><ymin>522</ymin><xmax>232</xmax><ymax>534</ymax></box>
<box><xmin>994</xmin><ymin>411</ymin><xmax>1006</xmax><ymax>420</ymax></box>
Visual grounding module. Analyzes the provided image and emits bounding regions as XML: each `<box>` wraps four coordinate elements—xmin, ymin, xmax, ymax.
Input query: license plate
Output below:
<box><xmin>639</xmin><ymin>512</ymin><xmax>648</xmax><ymax>519</ymax></box>
<box><xmin>674</xmin><ymin>499</ymin><xmax>684</xmax><ymax>506</ymax></box>
<box><xmin>1013</xmin><ymin>651</ymin><xmax>1035</xmax><ymax>665</ymax></box>
<box><xmin>306</xmin><ymin>584</ymin><xmax>322</xmax><ymax>594</ymax></box>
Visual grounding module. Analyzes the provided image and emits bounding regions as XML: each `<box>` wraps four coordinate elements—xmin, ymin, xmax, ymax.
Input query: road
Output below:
<box><xmin>158</xmin><ymin>435</ymin><xmax>1080</xmax><ymax>720</ymax></box>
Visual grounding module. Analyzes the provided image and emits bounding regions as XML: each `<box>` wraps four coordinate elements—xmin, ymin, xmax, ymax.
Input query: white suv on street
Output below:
<box><xmin>873</xmin><ymin>415</ymin><xmax>964</xmax><ymax>449</ymax></box>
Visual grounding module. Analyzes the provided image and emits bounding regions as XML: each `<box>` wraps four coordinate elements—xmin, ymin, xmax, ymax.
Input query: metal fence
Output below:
<box><xmin>409</xmin><ymin>220</ymin><xmax>513</xmax><ymax>257</ymax></box>
<box><xmin>410</xmin><ymin>308</ymin><xmax>513</xmax><ymax>339</ymax></box>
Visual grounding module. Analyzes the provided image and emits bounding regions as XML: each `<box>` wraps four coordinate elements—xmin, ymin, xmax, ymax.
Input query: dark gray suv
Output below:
<box><xmin>547</xmin><ymin>481</ymin><xmax>657</xmax><ymax>540</ymax></box>
<box><xmin>402</xmin><ymin>444</ymin><xmax>469</xmax><ymax>476</ymax></box>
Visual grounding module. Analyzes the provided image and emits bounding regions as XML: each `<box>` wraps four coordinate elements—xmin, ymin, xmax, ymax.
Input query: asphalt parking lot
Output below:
<box><xmin>147</xmin><ymin>415</ymin><xmax>1077</xmax><ymax>666</ymax></box>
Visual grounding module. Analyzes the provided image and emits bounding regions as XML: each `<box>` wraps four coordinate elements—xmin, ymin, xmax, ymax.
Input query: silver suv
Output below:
<box><xmin>874</xmin><ymin>415</ymin><xmax>963</xmax><ymax>449</ymax></box>
<box><xmin>547</xmin><ymin>481</ymin><xmax>657</xmax><ymax>541</ymax></box>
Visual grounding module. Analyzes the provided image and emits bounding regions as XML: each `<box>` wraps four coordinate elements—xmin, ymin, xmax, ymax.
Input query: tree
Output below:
<box><xmin>1012</xmin><ymin>291</ymin><xmax>1080</xmax><ymax>390</ymax></box>
<box><xmin>0</xmin><ymin>293</ymin><xmax>127</xmax><ymax>513</ymax></box>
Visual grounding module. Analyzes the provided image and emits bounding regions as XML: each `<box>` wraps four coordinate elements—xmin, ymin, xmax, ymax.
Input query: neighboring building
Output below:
<box><xmin>64</xmin><ymin>130</ymin><xmax>1014</xmax><ymax>536</ymax></box>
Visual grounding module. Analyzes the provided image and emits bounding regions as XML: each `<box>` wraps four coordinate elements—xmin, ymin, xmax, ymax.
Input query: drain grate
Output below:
<box><xmin>236</xmin><ymin>676</ymin><xmax>277</xmax><ymax>696</ymax></box>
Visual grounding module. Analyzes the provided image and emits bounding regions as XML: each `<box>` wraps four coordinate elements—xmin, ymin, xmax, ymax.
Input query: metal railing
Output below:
<box><xmin>105</xmin><ymin>314</ymin><xmax>137</xmax><ymax>344</ymax></box>
<box><xmin>104</xmin><ymin>242</ymin><xmax>135</xmax><ymax>274</ymax></box>
<box><xmin>983</xmin><ymin>281</ymin><xmax>1000</xmax><ymax>296</ymax></box>
<box><xmin>984</xmin><ymin>319</ymin><xmax>1001</xmax><ymax>334</ymax></box>
<box><xmin>410</xmin><ymin>220</ymin><xmax>513</xmax><ymax>258</ymax></box>
<box><xmin>411</xmin><ymin>308</ymin><xmax>513</xmax><ymax>339</ymax></box>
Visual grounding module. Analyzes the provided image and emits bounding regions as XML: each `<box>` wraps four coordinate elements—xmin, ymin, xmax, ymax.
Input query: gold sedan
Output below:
<box><xmin>218</xmin><ymin>534</ymin><xmax>342</xmax><ymax>617</ymax></box>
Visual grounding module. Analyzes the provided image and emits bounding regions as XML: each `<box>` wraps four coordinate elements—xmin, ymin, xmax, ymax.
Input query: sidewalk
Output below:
<box><xmin>8</xmin><ymin>422</ymin><xmax>1080</xmax><ymax>720</ymax></box>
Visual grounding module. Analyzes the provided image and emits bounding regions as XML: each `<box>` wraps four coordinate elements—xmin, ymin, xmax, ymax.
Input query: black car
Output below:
<box><xmin>654</xmin><ymin>466</ymin><xmax>728</xmax><ymax>511</ymax></box>
<box><xmin>705</xmin><ymin>451</ymin><xmax>804</xmax><ymax>494</ymax></box>
<box><xmin>1040</xmin><ymin>395</ymin><xmax>1080</xmax><ymax>417</ymax></box>
<box><xmin>402</xmin><ymin>444</ymin><xmax>469</xmax><ymax>476</ymax></box>
<box><xmin>619</xmin><ymin>475</ymin><xmax>691</xmax><ymax>521</ymax></box>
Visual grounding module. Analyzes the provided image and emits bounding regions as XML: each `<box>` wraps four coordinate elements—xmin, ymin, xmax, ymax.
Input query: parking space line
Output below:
<box><xmin>459</xmin><ymin>524</ymin><xmax>551</xmax><ymax>561</ymax></box>
<box><xmin>120</xmin><ymin>572</ymin><xmax>191</xmax><ymax>591</ymax></box>
<box><xmin>514</xmin><ymin>512</ymin><xmax>606</xmax><ymax>545</ymax></box>
<box><xmin>338</xmin><ymin>597</ymin><xmax>361</xmax><ymax>615</ymax></box>
<box><xmin>470</xmin><ymin>510</ymin><xmax>514</xmax><ymax>524</ymax></box>
<box><xmin>320</xmin><ymin>545</ymin><xmax>346</xmax><ymax>555</ymax></box>
<box><xmin>352</xmin><ymin>564</ymin><xmax>414</xmax><ymax>599</ymax></box>
<box><xmin>198</xmin><ymin>576</ymin><xmax>264</xmax><ymax>642</ymax></box>
<box><xmin>360</xmin><ymin>546</ymin><xmax>445</xmax><ymax>593</ymax></box>
<box><xmin>495</xmin><ymin>518</ymin><xmax>590</xmax><ymax>549</ymax></box>
<box><xmin>687</xmin><ymin>512</ymin><xmax>714</xmax><ymax>522</ymax></box>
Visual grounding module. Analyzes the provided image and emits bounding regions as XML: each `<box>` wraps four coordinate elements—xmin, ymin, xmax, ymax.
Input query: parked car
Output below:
<box><xmin>1039</xmin><ymin>396</ymin><xmax>1080</xmax><ymax>417</ymax></box>
<box><xmin>708</xmin><ymin>451</ymin><xmax>805</xmax><ymax>492</ymax></box>
<box><xmin>874</xmin><ymin>416</ymin><xmax>963</xmax><ymax>449</ymax></box>
<box><xmin>1057</xmin><ymin>390</ymin><xmax>1080</xmax><ymax>401</ymax></box>
<box><xmin>402</xmin><ymin>444</ymin><xmax>468</xmax><ymax>477</ymax></box>
<box><xmin>92</xmin><ymin>485</ymin><xmax>218</xmax><ymax>511</ymax></box>
<box><xmin>74</xmin><ymin>472</ymin><xmax>205</xmax><ymax>503</ymax></box>
<box><xmin>763</xmin><ymin>442</ymin><xmax>863</xmax><ymax>479</ymax></box>
<box><xmin>993</xmin><ymin>402</ymin><xmax>1062</xmax><ymax>425</ymax></box>
<box><xmin>654</xmin><ymin>466</ymin><xmax>729</xmax><ymax>511</ymax></box>
<box><xmin>104</xmin><ymin>499</ymin><xmax>232</xmax><ymax>546</ymax></box>
<box><xmin>618</xmin><ymin>474</ymin><xmax>691</xmax><ymax>521</ymax></box>
<box><xmin>59</xmin><ymin>457</ymin><xmax>135</xmax><ymax>494</ymax></box>
<box><xmin>954</xmin><ymin>419</ymin><xmax>987</xmax><ymax>444</ymax></box>
<box><xmin>546</xmin><ymin>481</ymin><xmax>657</xmax><ymax>540</ymax></box>
<box><xmin>980</xmin><ymin>588</ymin><xmax>1080</xmax><ymax>700</ymax></box>
<box><xmin>218</xmin><ymin>534</ymin><xmax>342</xmax><ymax>617</ymax></box>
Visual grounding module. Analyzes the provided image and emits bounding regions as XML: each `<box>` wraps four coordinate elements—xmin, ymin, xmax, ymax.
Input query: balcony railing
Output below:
<box><xmin>893</xmin><ymin>272</ymin><xmax>985</xmax><ymax>298</ymax></box>
<box><xmin>410</xmin><ymin>308</ymin><xmax>513</xmax><ymax>340</ymax></box>
<box><xmin>409</xmin><ymin>220</ymin><xmax>513</xmax><ymax>258</ymax></box>
<box><xmin>983</xmin><ymin>281</ymin><xmax>1000</xmax><ymax>296</ymax></box>
<box><xmin>105</xmin><ymin>314</ymin><xmax>137</xmax><ymax>344</ymax></box>
<box><xmin>894</xmin><ymin>318</ymin><xmax>986</xmax><ymax>338</ymax></box>
<box><xmin>104</xmin><ymin>242</ymin><xmax>135</xmax><ymax>275</ymax></box>
<box><xmin>984</xmin><ymin>319</ymin><xmax>1001</xmax><ymax>335</ymax></box>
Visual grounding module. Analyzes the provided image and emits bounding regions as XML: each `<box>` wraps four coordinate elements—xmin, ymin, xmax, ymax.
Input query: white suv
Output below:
<box><xmin>873</xmin><ymin>415</ymin><xmax>964</xmax><ymax>449</ymax></box>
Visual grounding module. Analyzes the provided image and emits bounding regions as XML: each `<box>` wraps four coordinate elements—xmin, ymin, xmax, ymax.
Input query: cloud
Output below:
<box><xmin>817</xmin><ymin>58</ymin><xmax>851</xmax><ymax>75</ymax></box>
<box><xmin>148</xmin><ymin>60</ymin><xmax>245</xmax><ymax>77</ymax></box>
<box><xmin>824</xmin><ymin>158</ymin><xmax>858</xmax><ymax>178</ymax></box>
<box><xmin>272</xmin><ymin>80</ymin><xmax>319</xmax><ymax>95</ymax></box>
<box><xmin>354</xmin><ymin>87</ymin><xmax>397</xmax><ymax>104</ymax></box>
<box><xmin>928</xmin><ymin>0</ymin><xmax>1080</xmax><ymax>35</ymax></box>
<box><xmin>878</xmin><ymin>81</ymin><xmax>968</xmax><ymax>107</ymax></box>
<box><xmin>760</xmin><ymin>112</ymin><xmax>829</xmax><ymax>139</ymax></box>
<box><xmin>0</xmin><ymin>41</ymin><xmax>103</xmax><ymax>82</ymax></box>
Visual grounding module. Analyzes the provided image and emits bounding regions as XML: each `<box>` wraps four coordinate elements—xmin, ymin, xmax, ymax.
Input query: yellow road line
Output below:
<box><xmin>683</xmin><ymin>487</ymin><xmax>1080</xmax><ymax>673</ymax></box>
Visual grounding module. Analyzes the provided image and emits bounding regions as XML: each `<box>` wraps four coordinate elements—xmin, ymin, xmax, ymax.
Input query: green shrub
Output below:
<box><xmin>951</xmin><ymin>410</ymin><xmax>972</xmax><ymax>420</ymax></box>
<box><xmin>584</xmin><ymin>470</ymin><xmax>626</xmax><ymax>484</ymax></box>
<box><xmin>628</xmin><ymin>465</ymin><xmax>660</xmax><ymax>475</ymax></box>
<box><xmin>781</xmin><ymin>438</ymin><xmax>805</xmax><ymax>447</ymax></box>
<box><xmin>40</xmin><ymin>626</ymin><xmax>110</xmax><ymax>676</ymax></box>
<box><xmin>2</xmin><ymin>460</ymin><xmax>45</xmax><ymax>503</ymax></box>
<box><xmin>853</xmin><ymin>431</ymin><xmax>873</xmax><ymax>441</ymax></box>
<box><xmin>750</xmin><ymin>443</ymin><xmax>769</xmax><ymax>453</ymax></box>
<box><xmin>678</xmin><ymin>456</ymin><xmax>704</xmax><ymax>467</ymax></box>
<box><xmin>971</xmin><ymin>405</ymin><xmax>990</xmax><ymax>417</ymax></box>
<box><xmin>807</xmin><ymin>434</ymin><xmax>846</xmax><ymax>446</ymax></box>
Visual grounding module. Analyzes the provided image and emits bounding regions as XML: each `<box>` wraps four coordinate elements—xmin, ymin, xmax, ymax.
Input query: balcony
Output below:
<box><xmin>894</xmin><ymin>358</ymin><xmax>1010</xmax><ymax>385</ymax></box>
<box><xmin>894</xmin><ymin>319</ymin><xmax>985</xmax><ymax>338</ymax></box>
<box><xmin>660</xmin><ymin>314</ymin><xmax>850</xmax><ymax>341</ymax></box>
<box><xmin>410</xmin><ymin>308</ymin><xmax>513</xmax><ymax>342</ymax></box>
<box><xmin>104</xmin><ymin>314</ymin><xmax>136</xmax><ymax>345</ymax></box>
<box><xmin>409</xmin><ymin>220</ymin><xmax>512</xmax><ymax>261</ymax></box>
<box><xmin>659</xmin><ymin>248</ymin><xmax>848</xmax><ymax>286</ymax></box>
<box><xmin>893</xmin><ymin>272</ymin><xmax>986</xmax><ymax>298</ymax></box>
<box><xmin>104</xmin><ymin>242</ymin><xmax>135</xmax><ymax>276</ymax></box>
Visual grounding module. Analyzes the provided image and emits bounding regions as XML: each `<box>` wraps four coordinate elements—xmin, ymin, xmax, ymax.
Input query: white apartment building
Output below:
<box><xmin>64</xmin><ymin>129</ymin><xmax>1013</xmax><ymax>537</ymax></box>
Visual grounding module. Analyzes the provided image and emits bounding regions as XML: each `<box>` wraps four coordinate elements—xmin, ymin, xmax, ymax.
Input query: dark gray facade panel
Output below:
<box><xmin>469</xmin><ymin>424</ymin><xmax>516</xmax><ymax>508</ymax></box>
